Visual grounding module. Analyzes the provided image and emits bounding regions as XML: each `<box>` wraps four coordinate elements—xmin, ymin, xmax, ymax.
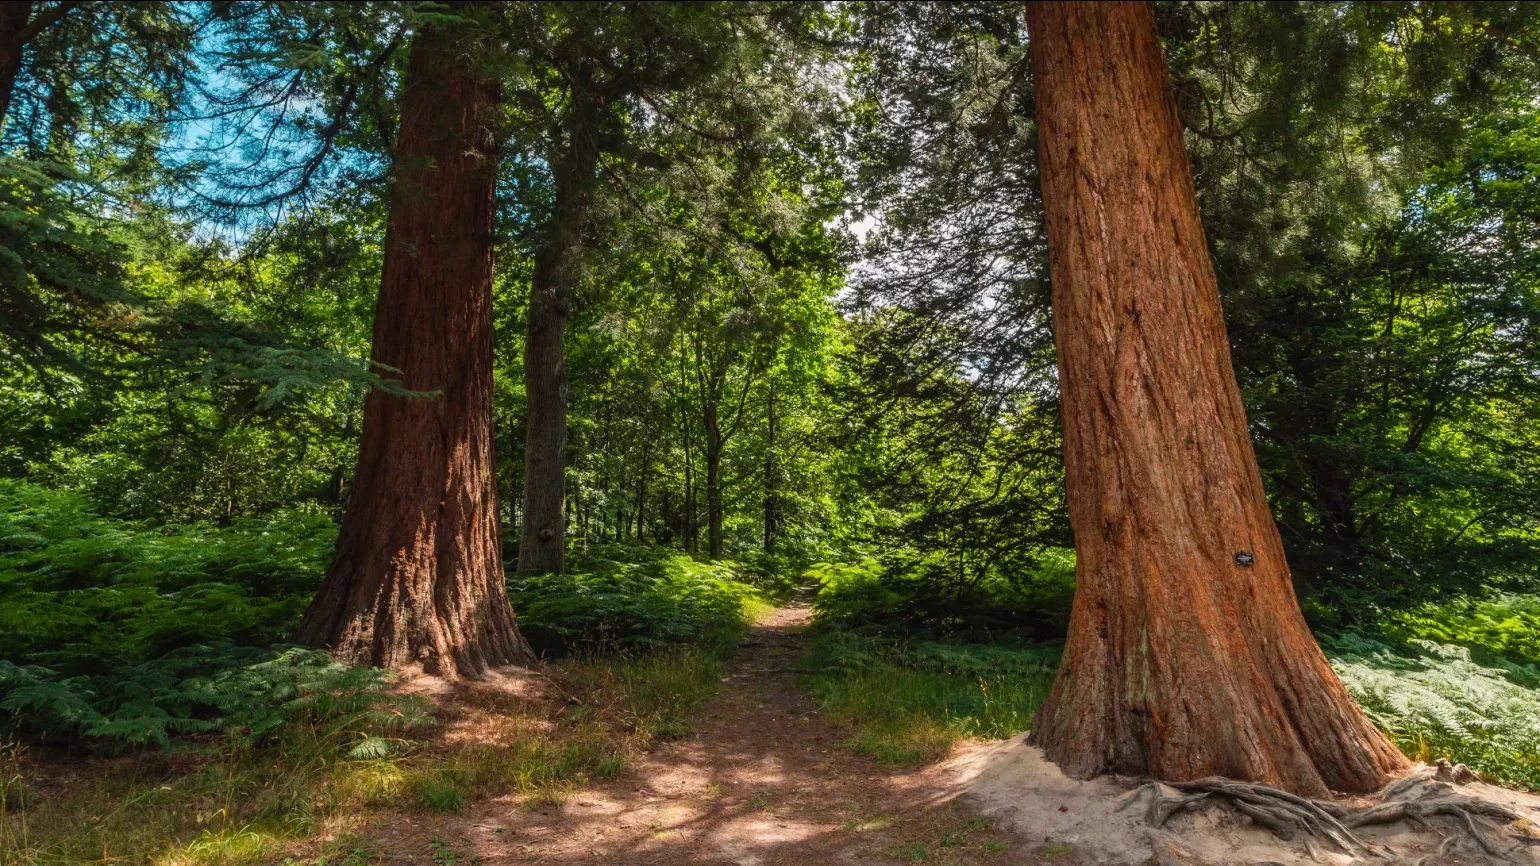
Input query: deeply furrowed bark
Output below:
<box><xmin>1024</xmin><ymin>1</ymin><xmax>1408</xmax><ymax>796</ymax></box>
<box><xmin>296</xmin><ymin>21</ymin><xmax>532</xmax><ymax>678</ymax></box>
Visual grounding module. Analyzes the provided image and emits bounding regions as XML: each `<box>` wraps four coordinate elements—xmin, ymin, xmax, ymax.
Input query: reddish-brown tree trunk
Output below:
<box><xmin>296</xmin><ymin>21</ymin><xmax>533</xmax><ymax>678</ymax></box>
<box><xmin>1024</xmin><ymin>1</ymin><xmax>1407</xmax><ymax>796</ymax></box>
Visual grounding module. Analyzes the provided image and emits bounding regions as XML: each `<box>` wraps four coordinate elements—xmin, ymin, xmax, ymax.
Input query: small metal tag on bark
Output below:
<box><xmin>1235</xmin><ymin>551</ymin><xmax>1254</xmax><ymax>566</ymax></box>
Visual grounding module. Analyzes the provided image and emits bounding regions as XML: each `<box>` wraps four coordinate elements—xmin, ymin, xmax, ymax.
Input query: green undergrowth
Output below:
<box><xmin>802</xmin><ymin>617</ymin><xmax>1540</xmax><ymax>788</ymax></box>
<box><xmin>508</xmin><ymin>546</ymin><xmax>768</xmax><ymax>658</ymax></box>
<box><xmin>800</xmin><ymin>629</ymin><xmax>1057</xmax><ymax>765</ymax></box>
<box><xmin>0</xmin><ymin>647</ymin><xmax>724</xmax><ymax>866</ymax></box>
<box><xmin>806</xmin><ymin>553</ymin><xmax>1075</xmax><ymax>643</ymax></box>
<box><xmin>1328</xmin><ymin>628</ymin><xmax>1540</xmax><ymax>791</ymax></box>
<box><xmin>803</xmin><ymin>558</ymin><xmax>1540</xmax><ymax>789</ymax></box>
<box><xmin>0</xmin><ymin>481</ymin><xmax>766</xmax><ymax>749</ymax></box>
<box><xmin>0</xmin><ymin>480</ymin><xmax>763</xmax><ymax>864</ymax></box>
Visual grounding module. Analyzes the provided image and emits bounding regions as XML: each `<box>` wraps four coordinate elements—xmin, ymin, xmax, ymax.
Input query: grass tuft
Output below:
<box><xmin>800</xmin><ymin>630</ymin><xmax>1055</xmax><ymax>765</ymax></box>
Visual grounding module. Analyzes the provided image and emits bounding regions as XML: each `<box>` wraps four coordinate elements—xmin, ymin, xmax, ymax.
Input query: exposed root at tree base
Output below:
<box><xmin>1133</xmin><ymin>761</ymin><xmax>1530</xmax><ymax>861</ymax></box>
<box><xmin>938</xmin><ymin>735</ymin><xmax>1540</xmax><ymax>865</ymax></box>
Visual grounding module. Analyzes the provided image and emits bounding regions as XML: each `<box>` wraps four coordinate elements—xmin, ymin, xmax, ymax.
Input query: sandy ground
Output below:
<box><xmin>342</xmin><ymin>604</ymin><xmax>1033</xmax><ymax>865</ymax></box>
<box><xmin>937</xmin><ymin>733</ymin><xmax>1540</xmax><ymax>865</ymax></box>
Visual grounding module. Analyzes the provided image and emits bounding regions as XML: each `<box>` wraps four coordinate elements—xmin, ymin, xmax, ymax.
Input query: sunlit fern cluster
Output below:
<box><xmin>1331</xmin><ymin>633</ymin><xmax>1540</xmax><ymax>790</ymax></box>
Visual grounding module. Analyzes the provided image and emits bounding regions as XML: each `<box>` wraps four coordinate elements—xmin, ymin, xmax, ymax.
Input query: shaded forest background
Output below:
<box><xmin>3</xmin><ymin>0</ymin><xmax>1540</xmax><ymax>857</ymax></box>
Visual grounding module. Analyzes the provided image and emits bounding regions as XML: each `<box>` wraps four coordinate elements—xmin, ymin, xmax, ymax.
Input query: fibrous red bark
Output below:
<box><xmin>296</xmin><ymin>21</ymin><xmax>532</xmax><ymax>678</ymax></box>
<box><xmin>1024</xmin><ymin>0</ymin><xmax>1407</xmax><ymax>796</ymax></box>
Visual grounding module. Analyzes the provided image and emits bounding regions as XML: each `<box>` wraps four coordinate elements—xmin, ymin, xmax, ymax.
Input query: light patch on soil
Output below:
<box><xmin>324</xmin><ymin>604</ymin><xmax>1028</xmax><ymax>865</ymax></box>
<box><xmin>937</xmin><ymin>733</ymin><xmax>1540</xmax><ymax>865</ymax></box>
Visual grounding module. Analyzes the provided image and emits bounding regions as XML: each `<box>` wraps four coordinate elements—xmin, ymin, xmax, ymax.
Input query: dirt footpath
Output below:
<box><xmin>352</xmin><ymin>604</ymin><xmax>1031</xmax><ymax>866</ymax></box>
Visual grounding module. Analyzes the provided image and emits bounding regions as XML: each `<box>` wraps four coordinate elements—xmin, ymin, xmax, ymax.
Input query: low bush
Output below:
<box><xmin>1387</xmin><ymin>595</ymin><xmax>1540</xmax><ymax>666</ymax></box>
<box><xmin>0</xmin><ymin>479</ymin><xmax>333</xmax><ymax>669</ymax></box>
<box><xmin>0</xmin><ymin>483</ymin><xmax>767</xmax><ymax>751</ymax></box>
<box><xmin>508</xmin><ymin>547</ymin><xmax>766</xmax><ymax>658</ymax></box>
<box><xmin>804</xmin><ymin>559</ymin><xmax>1540</xmax><ymax>789</ymax></box>
<box><xmin>0</xmin><ymin>480</ymin><xmax>424</xmax><ymax>750</ymax></box>
<box><xmin>1328</xmin><ymin>632</ymin><xmax>1540</xmax><ymax>791</ymax></box>
<box><xmin>806</xmin><ymin>550</ymin><xmax>1075</xmax><ymax>643</ymax></box>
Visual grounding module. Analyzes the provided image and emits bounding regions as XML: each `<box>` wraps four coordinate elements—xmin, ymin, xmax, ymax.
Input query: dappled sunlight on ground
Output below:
<box><xmin>329</xmin><ymin>604</ymin><xmax>1029</xmax><ymax>865</ymax></box>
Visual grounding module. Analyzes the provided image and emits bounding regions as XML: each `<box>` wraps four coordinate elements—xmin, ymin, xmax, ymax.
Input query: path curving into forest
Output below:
<box><xmin>366</xmin><ymin>603</ymin><xmax>1031</xmax><ymax>865</ymax></box>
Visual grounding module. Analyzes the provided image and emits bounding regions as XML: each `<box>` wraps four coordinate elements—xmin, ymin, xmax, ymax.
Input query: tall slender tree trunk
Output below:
<box><xmin>763</xmin><ymin>380</ymin><xmax>778</xmax><ymax>555</ymax></box>
<box><xmin>635</xmin><ymin>439</ymin><xmax>649</xmax><ymax>542</ymax></box>
<box><xmin>704</xmin><ymin>400</ymin><xmax>723</xmax><ymax>560</ymax></box>
<box><xmin>296</xmin><ymin>21</ymin><xmax>532</xmax><ymax>678</ymax></box>
<box><xmin>1024</xmin><ymin>1</ymin><xmax>1406</xmax><ymax>796</ymax></box>
<box><xmin>518</xmin><ymin>73</ymin><xmax>602</xmax><ymax>575</ymax></box>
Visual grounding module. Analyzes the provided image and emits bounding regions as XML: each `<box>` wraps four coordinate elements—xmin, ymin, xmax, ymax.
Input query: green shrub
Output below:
<box><xmin>1328</xmin><ymin>632</ymin><xmax>1540</xmax><ymax>790</ymax></box>
<box><xmin>0</xmin><ymin>480</ymin><xmax>435</xmax><ymax>750</ymax></box>
<box><xmin>508</xmin><ymin>549</ymin><xmax>763</xmax><ymax>657</ymax></box>
<box><xmin>806</xmin><ymin>550</ymin><xmax>1075</xmax><ymax>643</ymax></box>
<box><xmin>0</xmin><ymin>479</ymin><xmax>333</xmax><ymax>670</ymax></box>
<box><xmin>800</xmin><ymin>629</ymin><xmax>1057</xmax><ymax>764</ymax></box>
<box><xmin>0</xmin><ymin>644</ymin><xmax>431</xmax><ymax>750</ymax></box>
<box><xmin>1388</xmin><ymin>595</ymin><xmax>1540</xmax><ymax>666</ymax></box>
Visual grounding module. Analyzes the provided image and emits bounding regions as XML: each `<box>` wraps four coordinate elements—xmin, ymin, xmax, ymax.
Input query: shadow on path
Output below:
<box><xmin>355</xmin><ymin>603</ymin><xmax>1034</xmax><ymax>865</ymax></box>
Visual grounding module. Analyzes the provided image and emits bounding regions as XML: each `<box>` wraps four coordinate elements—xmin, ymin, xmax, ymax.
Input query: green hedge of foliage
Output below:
<box><xmin>0</xmin><ymin>479</ymin><xmax>335</xmax><ymax>669</ymax></box>
<box><xmin>0</xmin><ymin>480</ymin><xmax>425</xmax><ymax>749</ymax></box>
<box><xmin>1387</xmin><ymin>596</ymin><xmax>1540</xmax><ymax>666</ymax></box>
<box><xmin>806</xmin><ymin>564</ymin><xmax>1540</xmax><ymax>790</ymax></box>
<box><xmin>508</xmin><ymin>546</ymin><xmax>763</xmax><ymax>658</ymax></box>
<box><xmin>1329</xmin><ymin>629</ymin><xmax>1540</xmax><ymax>791</ymax></box>
<box><xmin>806</xmin><ymin>552</ymin><xmax>1075</xmax><ymax>643</ymax></box>
<box><xmin>0</xmin><ymin>482</ymin><xmax>765</xmax><ymax>749</ymax></box>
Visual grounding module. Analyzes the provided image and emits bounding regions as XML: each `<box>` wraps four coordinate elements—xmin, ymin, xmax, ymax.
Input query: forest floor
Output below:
<box><xmin>311</xmin><ymin>603</ymin><xmax>1540</xmax><ymax>866</ymax></box>
<box><xmin>331</xmin><ymin>603</ymin><xmax>1039</xmax><ymax>866</ymax></box>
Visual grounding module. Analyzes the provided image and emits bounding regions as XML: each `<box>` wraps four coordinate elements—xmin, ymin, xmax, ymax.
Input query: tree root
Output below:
<box><xmin>1128</xmin><ymin>761</ymin><xmax>1531</xmax><ymax>862</ymax></box>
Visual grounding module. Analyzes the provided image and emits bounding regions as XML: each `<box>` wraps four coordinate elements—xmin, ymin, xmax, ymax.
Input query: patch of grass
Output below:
<box><xmin>412</xmin><ymin>773</ymin><xmax>466</xmax><ymax>813</ymax></box>
<box><xmin>0</xmin><ymin>647</ymin><xmax>728</xmax><ymax>865</ymax></box>
<box><xmin>805</xmin><ymin>589</ymin><xmax>1540</xmax><ymax>791</ymax></box>
<box><xmin>881</xmin><ymin>814</ymin><xmax>1008</xmax><ymax>864</ymax></box>
<box><xmin>800</xmin><ymin>629</ymin><xmax>1055</xmax><ymax>765</ymax></box>
<box><xmin>427</xmin><ymin>837</ymin><xmax>461</xmax><ymax>866</ymax></box>
<box><xmin>0</xmin><ymin>483</ymin><xmax>756</xmax><ymax>864</ymax></box>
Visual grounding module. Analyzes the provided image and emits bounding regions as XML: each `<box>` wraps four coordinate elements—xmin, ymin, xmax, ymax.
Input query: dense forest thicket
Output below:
<box><xmin>3</xmin><ymin>0</ymin><xmax>1540</xmax><ymax>861</ymax></box>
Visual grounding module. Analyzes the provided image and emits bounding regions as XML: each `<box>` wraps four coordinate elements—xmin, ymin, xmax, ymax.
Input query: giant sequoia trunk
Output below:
<box><xmin>296</xmin><ymin>23</ymin><xmax>532</xmax><ymax>678</ymax></box>
<box><xmin>1024</xmin><ymin>1</ymin><xmax>1407</xmax><ymax>797</ymax></box>
<box><xmin>517</xmin><ymin>74</ymin><xmax>602</xmax><ymax>575</ymax></box>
